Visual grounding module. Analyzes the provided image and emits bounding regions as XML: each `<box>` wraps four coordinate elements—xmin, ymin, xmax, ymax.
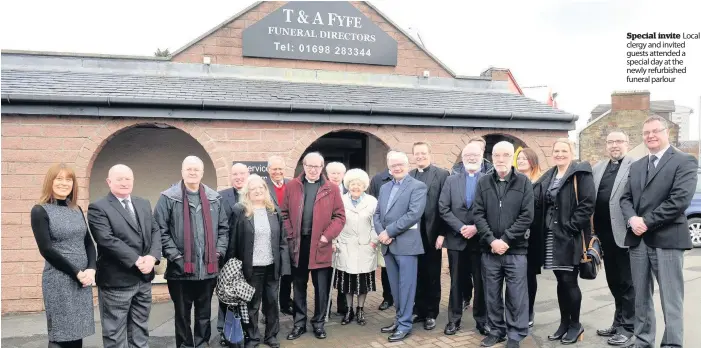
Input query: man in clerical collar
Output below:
<box><xmin>591</xmin><ymin>131</ymin><xmax>636</xmax><ymax>346</ymax></box>
<box><xmin>408</xmin><ymin>142</ymin><xmax>450</xmax><ymax>331</ymax></box>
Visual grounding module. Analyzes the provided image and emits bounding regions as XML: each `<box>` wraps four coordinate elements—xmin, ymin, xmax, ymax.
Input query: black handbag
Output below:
<box><xmin>574</xmin><ymin>175</ymin><xmax>602</xmax><ymax>280</ymax></box>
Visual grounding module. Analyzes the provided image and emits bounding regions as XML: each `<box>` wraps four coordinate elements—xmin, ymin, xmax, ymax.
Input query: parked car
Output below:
<box><xmin>686</xmin><ymin>169</ymin><xmax>701</xmax><ymax>248</ymax></box>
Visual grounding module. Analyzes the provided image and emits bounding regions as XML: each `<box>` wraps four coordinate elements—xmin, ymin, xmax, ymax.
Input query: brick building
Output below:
<box><xmin>578</xmin><ymin>90</ymin><xmax>682</xmax><ymax>163</ymax></box>
<box><xmin>1</xmin><ymin>1</ymin><xmax>575</xmax><ymax>314</ymax></box>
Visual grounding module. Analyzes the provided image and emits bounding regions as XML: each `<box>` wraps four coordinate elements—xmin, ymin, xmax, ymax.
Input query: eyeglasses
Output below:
<box><xmin>492</xmin><ymin>153</ymin><xmax>513</xmax><ymax>159</ymax></box>
<box><xmin>606</xmin><ymin>140</ymin><xmax>627</xmax><ymax>145</ymax></box>
<box><xmin>303</xmin><ymin>164</ymin><xmax>322</xmax><ymax>170</ymax></box>
<box><xmin>389</xmin><ymin>163</ymin><xmax>406</xmax><ymax>169</ymax></box>
<box><xmin>643</xmin><ymin>128</ymin><xmax>666</xmax><ymax>137</ymax></box>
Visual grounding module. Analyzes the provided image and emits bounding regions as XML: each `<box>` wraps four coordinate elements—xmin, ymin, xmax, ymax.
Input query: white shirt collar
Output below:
<box><xmin>650</xmin><ymin>145</ymin><xmax>671</xmax><ymax>159</ymax></box>
<box><xmin>118</xmin><ymin>195</ymin><xmax>132</xmax><ymax>203</ymax></box>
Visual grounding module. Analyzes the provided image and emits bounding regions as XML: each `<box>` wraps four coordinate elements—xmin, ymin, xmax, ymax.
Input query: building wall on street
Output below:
<box><xmin>1</xmin><ymin>114</ymin><xmax>565</xmax><ymax>313</ymax></box>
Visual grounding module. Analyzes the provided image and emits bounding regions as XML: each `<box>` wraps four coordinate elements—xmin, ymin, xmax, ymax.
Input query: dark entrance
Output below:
<box><xmin>295</xmin><ymin>130</ymin><xmax>389</xmax><ymax>177</ymax></box>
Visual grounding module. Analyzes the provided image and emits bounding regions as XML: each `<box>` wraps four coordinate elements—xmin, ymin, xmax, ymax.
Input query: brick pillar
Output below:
<box><xmin>611</xmin><ymin>90</ymin><xmax>651</xmax><ymax>112</ymax></box>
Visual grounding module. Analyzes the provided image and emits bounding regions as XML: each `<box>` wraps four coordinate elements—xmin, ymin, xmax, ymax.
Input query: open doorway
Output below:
<box><xmin>294</xmin><ymin>130</ymin><xmax>390</xmax><ymax>177</ymax></box>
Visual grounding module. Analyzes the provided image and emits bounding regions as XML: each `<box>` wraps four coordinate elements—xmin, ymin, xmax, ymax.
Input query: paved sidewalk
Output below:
<box><xmin>4</xmin><ymin>249</ymin><xmax>701</xmax><ymax>347</ymax></box>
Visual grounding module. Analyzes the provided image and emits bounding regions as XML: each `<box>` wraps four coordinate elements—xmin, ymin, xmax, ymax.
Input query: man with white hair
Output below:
<box><xmin>374</xmin><ymin>151</ymin><xmax>427</xmax><ymax>342</ymax></box>
<box><xmin>472</xmin><ymin>141</ymin><xmax>534</xmax><ymax>348</ymax></box>
<box><xmin>281</xmin><ymin>152</ymin><xmax>346</xmax><ymax>340</ymax></box>
<box><xmin>154</xmin><ymin>156</ymin><xmax>229</xmax><ymax>348</ymax></box>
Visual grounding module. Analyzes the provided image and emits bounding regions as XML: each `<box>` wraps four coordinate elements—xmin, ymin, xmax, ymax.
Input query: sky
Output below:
<box><xmin>1</xmin><ymin>0</ymin><xmax>699</xmax><ymax>141</ymax></box>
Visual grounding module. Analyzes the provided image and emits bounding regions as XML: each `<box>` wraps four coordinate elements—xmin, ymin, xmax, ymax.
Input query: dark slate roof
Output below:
<box><xmin>1</xmin><ymin>69</ymin><xmax>575</xmax><ymax>118</ymax></box>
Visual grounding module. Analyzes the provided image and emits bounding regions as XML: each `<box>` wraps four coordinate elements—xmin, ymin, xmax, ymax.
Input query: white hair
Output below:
<box><xmin>343</xmin><ymin>168</ymin><xmax>370</xmax><ymax>190</ymax></box>
<box><xmin>493</xmin><ymin>141</ymin><xmax>515</xmax><ymax>154</ymax></box>
<box><xmin>325</xmin><ymin>161</ymin><xmax>346</xmax><ymax>173</ymax></box>
<box><xmin>182</xmin><ymin>155</ymin><xmax>204</xmax><ymax>169</ymax></box>
<box><xmin>387</xmin><ymin>151</ymin><xmax>409</xmax><ymax>165</ymax></box>
<box><xmin>303</xmin><ymin>152</ymin><xmax>324</xmax><ymax>165</ymax></box>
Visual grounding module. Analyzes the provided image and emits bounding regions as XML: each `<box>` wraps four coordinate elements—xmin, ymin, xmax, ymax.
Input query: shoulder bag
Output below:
<box><xmin>574</xmin><ymin>175</ymin><xmax>602</xmax><ymax>280</ymax></box>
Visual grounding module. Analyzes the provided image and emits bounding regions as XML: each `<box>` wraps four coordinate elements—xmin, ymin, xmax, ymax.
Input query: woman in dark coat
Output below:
<box><xmin>30</xmin><ymin>163</ymin><xmax>96</xmax><ymax>348</ymax></box>
<box><xmin>516</xmin><ymin>147</ymin><xmax>543</xmax><ymax>328</ymax></box>
<box><xmin>228</xmin><ymin>174</ymin><xmax>291</xmax><ymax>348</ymax></box>
<box><xmin>533</xmin><ymin>139</ymin><xmax>595</xmax><ymax>345</ymax></box>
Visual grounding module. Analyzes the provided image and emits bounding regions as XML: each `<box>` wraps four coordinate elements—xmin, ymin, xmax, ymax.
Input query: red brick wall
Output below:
<box><xmin>171</xmin><ymin>1</ymin><xmax>453</xmax><ymax>78</ymax></box>
<box><xmin>1</xmin><ymin>115</ymin><xmax>563</xmax><ymax>314</ymax></box>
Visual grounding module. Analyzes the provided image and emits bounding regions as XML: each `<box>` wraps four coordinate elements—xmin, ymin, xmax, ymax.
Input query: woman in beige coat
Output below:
<box><xmin>333</xmin><ymin>168</ymin><xmax>378</xmax><ymax>326</ymax></box>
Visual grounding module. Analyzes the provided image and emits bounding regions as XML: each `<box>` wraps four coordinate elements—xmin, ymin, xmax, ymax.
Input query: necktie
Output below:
<box><xmin>646</xmin><ymin>155</ymin><xmax>658</xmax><ymax>182</ymax></box>
<box><xmin>123</xmin><ymin>199</ymin><xmax>138</xmax><ymax>226</ymax></box>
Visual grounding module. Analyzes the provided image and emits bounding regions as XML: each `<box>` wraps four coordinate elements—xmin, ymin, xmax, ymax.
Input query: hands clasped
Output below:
<box><xmin>135</xmin><ymin>255</ymin><xmax>157</xmax><ymax>274</ymax></box>
<box><xmin>630</xmin><ymin>216</ymin><xmax>648</xmax><ymax>236</ymax></box>
<box><xmin>378</xmin><ymin>231</ymin><xmax>393</xmax><ymax>245</ymax></box>
<box><xmin>76</xmin><ymin>269</ymin><xmax>96</xmax><ymax>287</ymax></box>
<box><xmin>460</xmin><ymin>225</ymin><xmax>477</xmax><ymax>239</ymax></box>
<box><xmin>490</xmin><ymin>239</ymin><xmax>509</xmax><ymax>255</ymax></box>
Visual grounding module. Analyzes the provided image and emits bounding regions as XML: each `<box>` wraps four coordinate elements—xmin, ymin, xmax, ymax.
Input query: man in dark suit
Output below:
<box><xmin>265</xmin><ymin>155</ymin><xmax>294</xmax><ymax>316</ymax></box>
<box><xmin>592</xmin><ymin>131</ymin><xmax>636</xmax><ymax>346</ymax></box>
<box><xmin>374</xmin><ymin>151</ymin><xmax>428</xmax><ymax>342</ymax></box>
<box><xmin>368</xmin><ymin>164</ymin><xmax>394</xmax><ymax>311</ymax></box>
<box><xmin>216</xmin><ymin>162</ymin><xmax>249</xmax><ymax>345</ymax></box>
<box><xmin>88</xmin><ymin>164</ymin><xmax>161</xmax><ymax>348</ymax></box>
<box><xmin>409</xmin><ymin>142</ymin><xmax>449</xmax><ymax>331</ymax></box>
<box><xmin>620</xmin><ymin>115</ymin><xmax>698</xmax><ymax>348</ymax></box>
<box><xmin>438</xmin><ymin>142</ymin><xmax>490</xmax><ymax>336</ymax></box>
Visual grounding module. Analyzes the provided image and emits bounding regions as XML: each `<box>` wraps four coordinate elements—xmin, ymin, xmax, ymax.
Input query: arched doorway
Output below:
<box><xmin>451</xmin><ymin>133</ymin><xmax>528</xmax><ymax>174</ymax></box>
<box><xmin>89</xmin><ymin>123</ymin><xmax>218</xmax><ymax>205</ymax></box>
<box><xmin>294</xmin><ymin>130</ymin><xmax>391</xmax><ymax>177</ymax></box>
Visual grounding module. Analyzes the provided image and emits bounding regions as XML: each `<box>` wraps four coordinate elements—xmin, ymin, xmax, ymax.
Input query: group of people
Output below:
<box><xmin>30</xmin><ymin>115</ymin><xmax>698</xmax><ymax>348</ymax></box>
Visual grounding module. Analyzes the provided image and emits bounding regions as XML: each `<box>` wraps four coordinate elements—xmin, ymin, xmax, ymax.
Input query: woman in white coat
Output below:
<box><xmin>332</xmin><ymin>168</ymin><xmax>378</xmax><ymax>326</ymax></box>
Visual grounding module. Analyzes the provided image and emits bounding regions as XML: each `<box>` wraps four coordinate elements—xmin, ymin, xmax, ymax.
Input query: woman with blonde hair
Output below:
<box><xmin>516</xmin><ymin>147</ymin><xmax>544</xmax><ymax>328</ymax></box>
<box><xmin>30</xmin><ymin>163</ymin><xmax>96</xmax><ymax>348</ymax></box>
<box><xmin>227</xmin><ymin>174</ymin><xmax>290</xmax><ymax>348</ymax></box>
<box><xmin>533</xmin><ymin>139</ymin><xmax>595</xmax><ymax>344</ymax></box>
<box><xmin>333</xmin><ymin>168</ymin><xmax>378</xmax><ymax>326</ymax></box>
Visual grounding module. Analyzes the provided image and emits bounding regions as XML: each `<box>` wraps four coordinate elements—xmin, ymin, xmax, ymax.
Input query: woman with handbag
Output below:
<box><xmin>516</xmin><ymin>148</ymin><xmax>544</xmax><ymax>328</ymax></box>
<box><xmin>532</xmin><ymin>139</ymin><xmax>595</xmax><ymax>345</ymax></box>
<box><xmin>228</xmin><ymin>174</ymin><xmax>291</xmax><ymax>348</ymax></box>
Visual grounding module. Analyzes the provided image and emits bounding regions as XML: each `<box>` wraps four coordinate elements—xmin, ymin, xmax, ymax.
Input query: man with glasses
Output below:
<box><xmin>592</xmin><ymin>131</ymin><xmax>636</xmax><ymax>346</ymax></box>
<box><xmin>439</xmin><ymin>142</ymin><xmax>490</xmax><ymax>336</ymax></box>
<box><xmin>281</xmin><ymin>152</ymin><xmax>346</xmax><ymax>341</ymax></box>
<box><xmin>621</xmin><ymin>115</ymin><xmax>698</xmax><ymax>348</ymax></box>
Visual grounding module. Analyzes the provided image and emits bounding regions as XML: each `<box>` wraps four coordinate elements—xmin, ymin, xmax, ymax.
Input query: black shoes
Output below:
<box><xmin>313</xmin><ymin>327</ymin><xmax>327</xmax><ymax>339</ymax></box>
<box><xmin>506</xmin><ymin>339</ymin><xmax>520</xmax><ymax>348</ymax></box>
<box><xmin>424</xmin><ymin>318</ymin><xmax>437</xmax><ymax>330</ymax></box>
<box><xmin>607</xmin><ymin>334</ymin><xmax>632</xmax><ymax>346</ymax></box>
<box><xmin>286</xmin><ymin>326</ymin><xmax>306</xmax><ymax>340</ymax></box>
<box><xmin>388</xmin><ymin>330</ymin><xmax>411</xmax><ymax>342</ymax></box>
<box><xmin>356</xmin><ymin>307</ymin><xmax>367</xmax><ymax>326</ymax></box>
<box><xmin>444</xmin><ymin>322</ymin><xmax>461</xmax><ymax>335</ymax></box>
<box><xmin>264</xmin><ymin>338</ymin><xmax>280</xmax><ymax>348</ymax></box>
<box><xmin>477</xmin><ymin>324</ymin><xmax>490</xmax><ymax>336</ymax></box>
<box><xmin>219</xmin><ymin>332</ymin><xmax>227</xmax><ymax>346</ymax></box>
<box><xmin>378</xmin><ymin>300</ymin><xmax>393</xmax><ymax>311</ymax></box>
<box><xmin>381</xmin><ymin>322</ymin><xmax>399</xmax><ymax>333</ymax></box>
<box><xmin>341</xmin><ymin>308</ymin><xmax>355</xmax><ymax>325</ymax></box>
<box><xmin>597</xmin><ymin>326</ymin><xmax>618</xmax><ymax>337</ymax></box>
<box><xmin>481</xmin><ymin>335</ymin><xmax>506</xmax><ymax>347</ymax></box>
<box><xmin>279</xmin><ymin>302</ymin><xmax>294</xmax><ymax>316</ymax></box>
<box><xmin>412</xmin><ymin>316</ymin><xmax>427</xmax><ymax>324</ymax></box>
<box><xmin>561</xmin><ymin>324</ymin><xmax>584</xmax><ymax>345</ymax></box>
<box><xmin>548</xmin><ymin>321</ymin><xmax>570</xmax><ymax>341</ymax></box>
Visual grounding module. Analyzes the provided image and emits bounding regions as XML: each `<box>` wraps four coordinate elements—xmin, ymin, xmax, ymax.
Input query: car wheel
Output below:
<box><xmin>689</xmin><ymin>217</ymin><xmax>701</xmax><ymax>248</ymax></box>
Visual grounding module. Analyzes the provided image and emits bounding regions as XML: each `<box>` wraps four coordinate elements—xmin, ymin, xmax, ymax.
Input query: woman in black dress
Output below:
<box><xmin>533</xmin><ymin>139</ymin><xmax>595</xmax><ymax>345</ymax></box>
<box><xmin>30</xmin><ymin>163</ymin><xmax>96</xmax><ymax>348</ymax></box>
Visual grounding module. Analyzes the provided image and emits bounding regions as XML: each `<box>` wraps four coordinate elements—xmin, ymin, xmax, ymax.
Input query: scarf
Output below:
<box><xmin>182</xmin><ymin>182</ymin><xmax>217</xmax><ymax>275</ymax></box>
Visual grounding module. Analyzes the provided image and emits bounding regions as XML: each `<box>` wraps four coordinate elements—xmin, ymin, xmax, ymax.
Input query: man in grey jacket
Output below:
<box><xmin>592</xmin><ymin>131</ymin><xmax>636</xmax><ymax>346</ymax></box>
<box><xmin>154</xmin><ymin>156</ymin><xmax>229</xmax><ymax>348</ymax></box>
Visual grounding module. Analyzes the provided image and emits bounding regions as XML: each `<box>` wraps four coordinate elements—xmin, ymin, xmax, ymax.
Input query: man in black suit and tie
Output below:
<box><xmin>216</xmin><ymin>162</ymin><xmax>249</xmax><ymax>344</ymax></box>
<box><xmin>409</xmin><ymin>142</ymin><xmax>449</xmax><ymax>331</ymax></box>
<box><xmin>621</xmin><ymin>115</ymin><xmax>698</xmax><ymax>348</ymax></box>
<box><xmin>88</xmin><ymin>164</ymin><xmax>161</xmax><ymax>348</ymax></box>
<box><xmin>438</xmin><ymin>142</ymin><xmax>490</xmax><ymax>336</ymax></box>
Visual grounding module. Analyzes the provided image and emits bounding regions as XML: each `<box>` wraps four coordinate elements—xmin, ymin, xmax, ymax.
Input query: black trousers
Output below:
<box><xmin>527</xmin><ymin>268</ymin><xmax>538</xmax><ymax>322</ymax></box>
<box><xmin>48</xmin><ymin>340</ymin><xmax>82</xmax><ymax>348</ymax></box>
<box><xmin>292</xmin><ymin>235</ymin><xmax>332</xmax><ymax>329</ymax></box>
<box><xmin>167</xmin><ymin>278</ymin><xmax>217</xmax><ymax>348</ymax></box>
<box><xmin>245</xmin><ymin>265</ymin><xmax>281</xmax><ymax>345</ymax></box>
<box><xmin>447</xmin><ymin>248</ymin><xmax>486</xmax><ymax>326</ymax></box>
<box><xmin>482</xmin><ymin>253</ymin><xmax>529</xmax><ymax>342</ymax></box>
<box><xmin>601</xmin><ymin>234</ymin><xmax>635</xmax><ymax>335</ymax></box>
<box><xmin>381</xmin><ymin>267</ymin><xmax>393</xmax><ymax>303</ymax></box>
<box><xmin>414</xmin><ymin>247</ymin><xmax>442</xmax><ymax>319</ymax></box>
<box><xmin>279</xmin><ymin>274</ymin><xmax>293</xmax><ymax>309</ymax></box>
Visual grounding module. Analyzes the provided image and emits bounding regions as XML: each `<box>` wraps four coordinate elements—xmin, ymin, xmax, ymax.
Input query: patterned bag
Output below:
<box><xmin>216</xmin><ymin>258</ymin><xmax>255</xmax><ymax>323</ymax></box>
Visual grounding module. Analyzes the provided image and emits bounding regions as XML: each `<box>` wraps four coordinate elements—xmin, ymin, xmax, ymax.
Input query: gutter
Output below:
<box><xmin>1</xmin><ymin>93</ymin><xmax>578</xmax><ymax>123</ymax></box>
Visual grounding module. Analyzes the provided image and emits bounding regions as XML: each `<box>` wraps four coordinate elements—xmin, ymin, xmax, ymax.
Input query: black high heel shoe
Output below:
<box><xmin>548</xmin><ymin>321</ymin><xmax>570</xmax><ymax>341</ymax></box>
<box><xmin>356</xmin><ymin>306</ymin><xmax>366</xmax><ymax>326</ymax></box>
<box><xmin>561</xmin><ymin>324</ymin><xmax>584</xmax><ymax>345</ymax></box>
<box><xmin>341</xmin><ymin>308</ymin><xmax>355</xmax><ymax>325</ymax></box>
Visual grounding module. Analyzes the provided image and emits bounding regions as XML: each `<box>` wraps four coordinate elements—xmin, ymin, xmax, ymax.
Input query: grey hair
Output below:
<box><xmin>303</xmin><ymin>152</ymin><xmax>324</xmax><ymax>165</ymax></box>
<box><xmin>387</xmin><ymin>151</ymin><xmax>410</xmax><ymax>165</ymax></box>
<box><xmin>343</xmin><ymin>168</ymin><xmax>370</xmax><ymax>190</ymax></box>
<box><xmin>493</xmin><ymin>141</ymin><xmax>515</xmax><ymax>154</ymax></box>
<box><xmin>326</xmin><ymin>161</ymin><xmax>346</xmax><ymax>173</ymax></box>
